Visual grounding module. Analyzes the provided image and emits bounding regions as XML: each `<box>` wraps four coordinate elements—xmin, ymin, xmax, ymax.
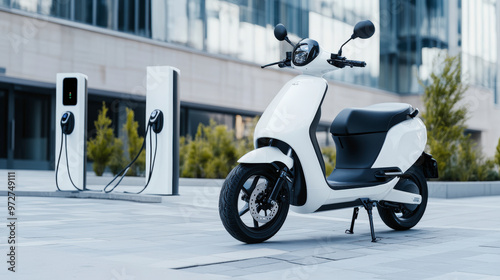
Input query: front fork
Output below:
<box><xmin>267</xmin><ymin>148</ymin><xmax>293</xmax><ymax>205</ymax></box>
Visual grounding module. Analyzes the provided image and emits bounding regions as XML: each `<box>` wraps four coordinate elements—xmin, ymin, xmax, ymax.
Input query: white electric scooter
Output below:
<box><xmin>219</xmin><ymin>20</ymin><xmax>438</xmax><ymax>243</ymax></box>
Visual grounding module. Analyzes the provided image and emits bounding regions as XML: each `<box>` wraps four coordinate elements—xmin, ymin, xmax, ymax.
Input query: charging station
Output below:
<box><xmin>143</xmin><ymin>66</ymin><xmax>180</xmax><ymax>195</ymax></box>
<box><xmin>55</xmin><ymin>73</ymin><xmax>88</xmax><ymax>191</ymax></box>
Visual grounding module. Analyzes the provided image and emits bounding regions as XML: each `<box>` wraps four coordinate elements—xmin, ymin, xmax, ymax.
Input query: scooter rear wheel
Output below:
<box><xmin>377</xmin><ymin>166</ymin><xmax>428</xmax><ymax>231</ymax></box>
<box><xmin>219</xmin><ymin>164</ymin><xmax>290</xmax><ymax>243</ymax></box>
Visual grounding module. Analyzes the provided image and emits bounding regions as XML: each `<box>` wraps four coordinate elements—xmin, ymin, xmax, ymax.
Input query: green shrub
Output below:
<box><xmin>108</xmin><ymin>137</ymin><xmax>126</xmax><ymax>175</ymax></box>
<box><xmin>87</xmin><ymin>102</ymin><xmax>116</xmax><ymax>176</ymax></box>
<box><xmin>179</xmin><ymin>117</ymin><xmax>342</xmax><ymax>179</ymax></box>
<box><xmin>496</xmin><ymin>138</ymin><xmax>500</xmax><ymax>173</ymax></box>
<box><xmin>321</xmin><ymin>146</ymin><xmax>336</xmax><ymax>176</ymax></box>
<box><xmin>180</xmin><ymin>120</ymin><xmax>238</xmax><ymax>178</ymax></box>
<box><xmin>123</xmin><ymin>108</ymin><xmax>145</xmax><ymax>176</ymax></box>
<box><xmin>445</xmin><ymin>136</ymin><xmax>498</xmax><ymax>181</ymax></box>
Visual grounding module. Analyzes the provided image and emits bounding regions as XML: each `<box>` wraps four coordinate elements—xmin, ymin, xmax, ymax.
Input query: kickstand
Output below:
<box><xmin>345</xmin><ymin>207</ymin><xmax>359</xmax><ymax>234</ymax></box>
<box><xmin>360</xmin><ymin>198</ymin><xmax>378</xmax><ymax>242</ymax></box>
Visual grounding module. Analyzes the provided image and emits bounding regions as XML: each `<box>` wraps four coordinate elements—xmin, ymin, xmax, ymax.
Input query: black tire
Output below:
<box><xmin>219</xmin><ymin>164</ymin><xmax>290</xmax><ymax>243</ymax></box>
<box><xmin>377</xmin><ymin>166</ymin><xmax>428</xmax><ymax>231</ymax></box>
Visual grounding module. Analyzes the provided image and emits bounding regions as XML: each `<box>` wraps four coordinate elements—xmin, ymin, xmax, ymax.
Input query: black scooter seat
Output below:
<box><xmin>331</xmin><ymin>103</ymin><xmax>413</xmax><ymax>135</ymax></box>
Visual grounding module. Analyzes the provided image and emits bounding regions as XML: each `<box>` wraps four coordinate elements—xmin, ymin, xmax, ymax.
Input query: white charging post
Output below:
<box><xmin>144</xmin><ymin>66</ymin><xmax>180</xmax><ymax>195</ymax></box>
<box><xmin>55</xmin><ymin>73</ymin><xmax>88</xmax><ymax>191</ymax></box>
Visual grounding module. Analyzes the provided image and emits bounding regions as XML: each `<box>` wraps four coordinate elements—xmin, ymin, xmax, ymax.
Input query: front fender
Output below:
<box><xmin>238</xmin><ymin>146</ymin><xmax>294</xmax><ymax>169</ymax></box>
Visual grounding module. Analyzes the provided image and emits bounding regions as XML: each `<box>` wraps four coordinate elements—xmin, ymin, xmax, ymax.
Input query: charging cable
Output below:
<box><xmin>55</xmin><ymin>112</ymin><xmax>83</xmax><ymax>191</ymax></box>
<box><xmin>103</xmin><ymin>109</ymin><xmax>163</xmax><ymax>194</ymax></box>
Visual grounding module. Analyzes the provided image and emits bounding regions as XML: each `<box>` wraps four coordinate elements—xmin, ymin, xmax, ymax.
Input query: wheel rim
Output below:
<box><xmin>394</xmin><ymin>178</ymin><xmax>421</xmax><ymax>220</ymax></box>
<box><xmin>237</xmin><ymin>174</ymin><xmax>283</xmax><ymax>229</ymax></box>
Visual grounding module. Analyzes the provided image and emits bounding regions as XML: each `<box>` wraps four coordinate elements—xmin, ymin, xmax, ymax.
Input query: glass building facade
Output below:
<box><xmin>461</xmin><ymin>0</ymin><xmax>497</xmax><ymax>101</ymax></box>
<box><xmin>380</xmin><ymin>0</ymin><xmax>450</xmax><ymax>94</ymax></box>
<box><xmin>1</xmin><ymin>0</ymin><xmax>497</xmax><ymax>97</ymax></box>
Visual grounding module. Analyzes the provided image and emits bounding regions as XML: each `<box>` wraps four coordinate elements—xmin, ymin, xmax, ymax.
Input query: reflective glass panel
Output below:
<box><xmin>13</xmin><ymin>92</ymin><xmax>51</xmax><ymax>160</ymax></box>
<box><xmin>75</xmin><ymin>0</ymin><xmax>94</xmax><ymax>24</ymax></box>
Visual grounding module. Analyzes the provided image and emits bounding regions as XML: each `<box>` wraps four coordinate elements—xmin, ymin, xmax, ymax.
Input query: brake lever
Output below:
<box><xmin>261</xmin><ymin>61</ymin><xmax>283</xmax><ymax>68</ymax></box>
<box><xmin>327</xmin><ymin>59</ymin><xmax>346</xmax><ymax>68</ymax></box>
<box><xmin>327</xmin><ymin>53</ymin><xmax>346</xmax><ymax>68</ymax></box>
<box><xmin>262</xmin><ymin>52</ymin><xmax>292</xmax><ymax>69</ymax></box>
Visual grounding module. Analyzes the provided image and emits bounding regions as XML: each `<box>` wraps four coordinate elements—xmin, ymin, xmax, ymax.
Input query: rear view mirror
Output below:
<box><xmin>274</xmin><ymin>24</ymin><xmax>288</xmax><ymax>41</ymax></box>
<box><xmin>352</xmin><ymin>20</ymin><xmax>375</xmax><ymax>39</ymax></box>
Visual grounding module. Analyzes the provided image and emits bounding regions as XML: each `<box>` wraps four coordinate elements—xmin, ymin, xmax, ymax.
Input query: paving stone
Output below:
<box><xmin>1</xmin><ymin>170</ymin><xmax>500</xmax><ymax>279</ymax></box>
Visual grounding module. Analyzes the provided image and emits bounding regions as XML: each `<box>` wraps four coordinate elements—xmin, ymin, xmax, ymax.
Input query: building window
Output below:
<box><xmin>49</xmin><ymin>0</ymin><xmax>72</xmax><ymax>20</ymax></box>
<box><xmin>0</xmin><ymin>90</ymin><xmax>7</xmax><ymax>159</ymax></box>
<box><xmin>96</xmin><ymin>0</ymin><xmax>115</xmax><ymax>28</ymax></box>
<box><xmin>74</xmin><ymin>0</ymin><xmax>94</xmax><ymax>24</ymax></box>
<box><xmin>10</xmin><ymin>0</ymin><xmax>37</xmax><ymax>13</ymax></box>
<box><xmin>14</xmin><ymin>91</ymin><xmax>51</xmax><ymax>161</ymax></box>
<box><xmin>87</xmin><ymin>96</ymin><xmax>146</xmax><ymax>142</ymax></box>
<box><xmin>180</xmin><ymin>106</ymin><xmax>259</xmax><ymax>141</ymax></box>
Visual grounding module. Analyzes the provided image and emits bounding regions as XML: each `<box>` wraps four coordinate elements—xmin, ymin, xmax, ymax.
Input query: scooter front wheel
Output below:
<box><xmin>219</xmin><ymin>164</ymin><xmax>290</xmax><ymax>243</ymax></box>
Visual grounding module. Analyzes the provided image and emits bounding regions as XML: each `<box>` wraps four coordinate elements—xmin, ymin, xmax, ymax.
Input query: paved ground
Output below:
<box><xmin>1</xmin><ymin>170</ymin><xmax>500</xmax><ymax>279</ymax></box>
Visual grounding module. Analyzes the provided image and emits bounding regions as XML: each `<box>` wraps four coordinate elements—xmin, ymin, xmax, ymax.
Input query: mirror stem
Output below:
<box><xmin>284</xmin><ymin>37</ymin><xmax>294</xmax><ymax>47</ymax></box>
<box><xmin>337</xmin><ymin>38</ymin><xmax>352</xmax><ymax>56</ymax></box>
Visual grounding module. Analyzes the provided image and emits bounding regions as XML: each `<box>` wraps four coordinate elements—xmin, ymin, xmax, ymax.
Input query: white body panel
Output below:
<box><xmin>239</xmin><ymin>74</ymin><xmax>427</xmax><ymax>214</ymax></box>
<box><xmin>372</xmin><ymin>117</ymin><xmax>427</xmax><ymax>172</ymax></box>
<box><xmin>55</xmin><ymin>73</ymin><xmax>88</xmax><ymax>191</ymax></box>
<box><xmin>238</xmin><ymin>146</ymin><xmax>294</xmax><ymax>169</ymax></box>
<box><xmin>144</xmin><ymin>66</ymin><xmax>180</xmax><ymax>195</ymax></box>
<box><xmin>252</xmin><ymin>75</ymin><xmax>332</xmax><ymax>213</ymax></box>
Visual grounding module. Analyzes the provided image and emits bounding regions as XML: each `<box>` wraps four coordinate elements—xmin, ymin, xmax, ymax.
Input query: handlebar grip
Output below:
<box><xmin>346</xmin><ymin>60</ymin><xmax>366</xmax><ymax>67</ymax></box>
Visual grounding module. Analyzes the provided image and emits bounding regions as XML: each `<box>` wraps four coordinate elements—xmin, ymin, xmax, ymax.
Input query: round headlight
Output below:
<box><xmin>292</xmin><ymin>39</ymin><xmax>319</xmax><ymax>66</ymax></box>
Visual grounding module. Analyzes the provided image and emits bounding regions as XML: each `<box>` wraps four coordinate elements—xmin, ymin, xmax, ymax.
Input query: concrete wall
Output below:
<box><xmin>1</xmin><ymin>10</ymin><xmax>499</xmax><ymax>156</ymax></box>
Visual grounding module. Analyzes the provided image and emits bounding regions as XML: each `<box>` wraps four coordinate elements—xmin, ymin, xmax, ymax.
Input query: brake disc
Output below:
<box><xmin>249</xmin><ymin>183</ymin><xmax>279</xmax><ymax>223</ymax></box>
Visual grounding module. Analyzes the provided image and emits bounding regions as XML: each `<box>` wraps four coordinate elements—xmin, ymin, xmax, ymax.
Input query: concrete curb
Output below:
<box><xmin>0</xmin><ymin>190</ymin><xmax>163</xmax><ymax>203</ymax></box>
<box><xmin>428</xmin><ymin>181</ymin><xmax>500</xmax><ymax>198</ymax></box>
<box><xmin>2</xmin><ymin>167</ymin><xmax>499</xmax><ymax>202</ymax></box>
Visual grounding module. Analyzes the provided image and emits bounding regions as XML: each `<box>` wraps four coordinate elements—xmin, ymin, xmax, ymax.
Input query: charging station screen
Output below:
<box><xmin>63</xmin><ymin>78</ymin><xmax>78</xmax><ymax>105</ymax></box>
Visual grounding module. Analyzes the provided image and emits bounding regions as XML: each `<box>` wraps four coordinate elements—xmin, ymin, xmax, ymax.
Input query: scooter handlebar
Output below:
<box><xmin>344</xmin><ymin>60</ymin><xmax>366</xmax><ymax>67</ymax></box>
<box><xmin>327</xmin><ymin>55</ymin><xmax>366</xmax><ymax>68</ymax></box>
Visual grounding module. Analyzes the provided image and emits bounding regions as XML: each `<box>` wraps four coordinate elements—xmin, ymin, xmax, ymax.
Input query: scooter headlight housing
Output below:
<box><xmin>292</xmin><ymin>39</ymin><xmax>320</xmax><ymax>66</ymax></box>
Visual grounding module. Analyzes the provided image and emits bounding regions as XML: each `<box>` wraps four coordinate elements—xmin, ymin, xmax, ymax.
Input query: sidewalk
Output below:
<box><xmin>0</xmin><ymin>170</ymin><xmax>499</xmax><ymax>279</ymax></box>
<box><xmin>2</xmin><ymin>169</ymin><xmax>499</xmax><ymax>202</ymax></box>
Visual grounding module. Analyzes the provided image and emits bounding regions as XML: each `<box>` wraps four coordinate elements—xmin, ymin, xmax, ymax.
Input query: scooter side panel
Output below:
<box><xmin>296</xmin><ymin>118</ymin><xmax>426</xmax><ymax>211</ymax></box>
<box><xmin>290</xmin><ymin>117</ymin><xmax>426</xmax><ymax>213</ymax></box>
<box><xmin>371</xmin><ymin>118</ymin><xmax>427</xmax><ymax>172</ymax></box>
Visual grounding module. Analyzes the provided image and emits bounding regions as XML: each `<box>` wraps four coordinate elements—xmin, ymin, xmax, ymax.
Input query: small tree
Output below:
<box><xmin>108</xmin><ymin>137</ymin><xmax>126</xmax><ymax>175</ymax></box>
<box><xmin>87</xmin><ymin>102</ymin><xmax>115</xmax><ymax>176</ymax></box>
<box><xmin>422</xmin><ymin>54</ymin><xmax>498</xmax><ymax>181</ymax></box>
<box><xmin>421</xmin><ymin>54</ymin><xmax>469</xmax><ymax>180</ymax></box>
<box><xmin>123</xmin><ymin>108</ymin><xmax>145</xmax><ymax>176</ymax></box>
